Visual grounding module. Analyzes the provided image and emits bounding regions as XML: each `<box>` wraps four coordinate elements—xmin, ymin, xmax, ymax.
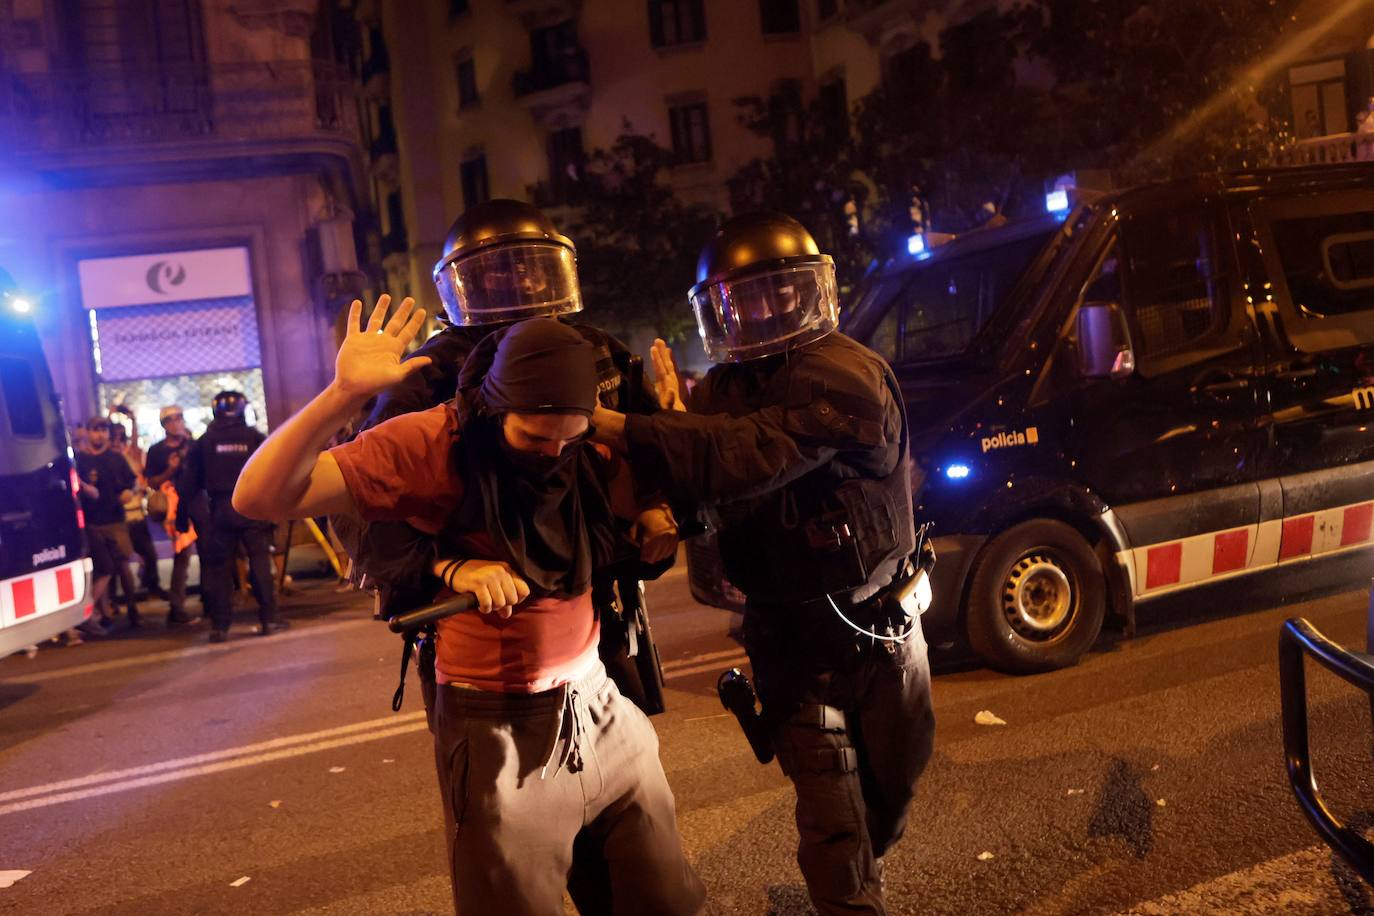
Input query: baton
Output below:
<box><xmin>387</xmin><ymin>592</ymin><xmax>479</xmax><ymax>633</ymax></box>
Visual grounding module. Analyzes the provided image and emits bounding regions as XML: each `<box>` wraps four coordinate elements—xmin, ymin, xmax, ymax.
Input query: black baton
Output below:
<box><xmin>387</xmin><ymin>592</ymin><xmax>480</xmax><ymax>633</ymax></box>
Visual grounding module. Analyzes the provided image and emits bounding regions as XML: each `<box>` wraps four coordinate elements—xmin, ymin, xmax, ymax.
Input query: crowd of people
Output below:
<box><xmin>23</xmin><ymin>396</ymin><xmax>284</xmax><ymax>654</ymax></box>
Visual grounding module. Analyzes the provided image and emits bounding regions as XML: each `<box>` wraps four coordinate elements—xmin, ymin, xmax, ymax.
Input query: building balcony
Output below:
<box><xmin>0</xmin><ymin>59</ymin><xmax>363</xmax><ymax>183</ymax></box>
<box><xmin>505</xmin><ymin>0</ymin><xmax>581</xmax><ymax>30</ymax></box>
<box><xmin>513</xmin><ymin>48</ymin><xmax>591</xmax><ymax>129</ymax></box>
<box><xmin>1275</xmin><ymin>131</ymin><xmax>1374</xmax><ymax>166</ymax></box>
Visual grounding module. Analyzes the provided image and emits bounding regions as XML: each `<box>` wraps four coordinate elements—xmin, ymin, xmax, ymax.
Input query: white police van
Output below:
<box><xmin>0</xmin><ymin>270</ymin><xmax>91</xmax><ymax>660</ymax></box>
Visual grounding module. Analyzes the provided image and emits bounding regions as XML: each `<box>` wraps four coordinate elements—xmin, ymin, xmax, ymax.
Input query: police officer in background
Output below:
<box><xmin>343</xmin><ymin>198</ymin><xmax>673</xmax><ymax>721</ymax></box>
<box><xmin>592</xmin><ymin>213</ymin><xmax>936</xmax><ymax>915</ymax></box>
<box><xmin>178</xmin><ymin>391</ymin><xmax>284</xmax><ymax>643</ymax></box>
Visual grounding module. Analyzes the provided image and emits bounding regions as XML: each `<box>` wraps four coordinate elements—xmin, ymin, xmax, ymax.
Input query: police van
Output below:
<box><xmin>0</xmin><ymin>270</ymin><xmax>91</xmax><ymax>660</ymax></box>
<box><xmin>838</xmin><ymin>163</ymin><xmax>1374</xmax><ymax>673</ymax></box>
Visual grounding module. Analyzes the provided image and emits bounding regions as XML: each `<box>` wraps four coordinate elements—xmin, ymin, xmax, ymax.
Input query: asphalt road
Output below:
<box><xmin>2</xmin><ymin>551</ymin><xmax>1373</xmax><ymax>915</ymax></box>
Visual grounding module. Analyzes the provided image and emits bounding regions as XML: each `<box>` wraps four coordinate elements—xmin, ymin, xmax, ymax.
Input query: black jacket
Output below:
<box><xmin>177</xmin><ymin>416</ymin><xmax>266</xmax><ymax>529</ymax></box>
<box><xmin>623</xmin><ymin>332</ymin><xmax>914</xmax><ymax>605</ymax></box>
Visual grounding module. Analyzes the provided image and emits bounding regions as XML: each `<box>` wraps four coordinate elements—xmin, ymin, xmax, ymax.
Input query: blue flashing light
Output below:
<box><xmin>1045</xmin><ymin>189</ymin><xmax>1070</xmax><ymax>214</ymax></box>
<box><xmin>907</xmin><ymin>233</ymin><xmax>926</xmax><ymax>256</ymax></box>
<box><xmin>9</xmin><ymin>296</ymin><xmax>32</xmax><ymax>314</ymax></box>
<box><xmin>945</xmin><ymin>464</ymin><xmax>971</xmax><ymax>480</ymax></box>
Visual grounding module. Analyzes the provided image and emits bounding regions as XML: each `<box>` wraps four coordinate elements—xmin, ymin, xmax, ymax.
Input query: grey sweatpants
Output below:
<box><xmin>431</xmin><ymin>663</ymin><xmax>706</xmax><ymax>915</ymax></box>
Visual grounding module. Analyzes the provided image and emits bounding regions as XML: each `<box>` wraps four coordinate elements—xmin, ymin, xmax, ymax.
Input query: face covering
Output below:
<box><xmin>447</xmin><ymin>318</ymin><xmax>616</xmax><ymax>598</ymax></box>
<box><xmin>498</xmin><ymin>435</ymin><xmax>581</xmax><ymax>481</ymax></box>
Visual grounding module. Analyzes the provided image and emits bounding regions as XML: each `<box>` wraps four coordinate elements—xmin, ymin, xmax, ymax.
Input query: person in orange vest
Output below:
<box><xmin>145</xmin><ymin>405</ymin><xmax>202</xmax><ymax>626</ymax></box>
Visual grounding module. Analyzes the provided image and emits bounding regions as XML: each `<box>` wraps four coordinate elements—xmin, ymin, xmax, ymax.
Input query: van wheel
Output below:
<box><xmin>965</xmin><ymin>519</ymin><xmax>1106</xmax><ymax>674</ymax></box>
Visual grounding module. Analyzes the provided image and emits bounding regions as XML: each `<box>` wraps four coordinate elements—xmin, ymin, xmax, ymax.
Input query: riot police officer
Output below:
<box><xmin>178</xmin><ymin>391</ymin><xmax>283</xmax><ymax>643</ymax></box>
<box><xmin>592</xmin><ymin>213</ymin><xmax>936</xmax><ymax>915</ymax></box>
<box><xmin>343</xmin><ymin>199</ymin><xmax>672</xmax><ymax>711</ymax></box>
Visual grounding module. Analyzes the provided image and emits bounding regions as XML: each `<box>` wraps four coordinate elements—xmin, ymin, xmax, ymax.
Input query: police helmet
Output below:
<box><xmin>432</xmin><ymin>199</ymin><xmax>582</xmax><ymax>327</ymax></box>
<box><xmin>212</xmin><ymin>390</ymin><xmax>248</xmax><ymax>420</ymax></box>
<box><xmin>689</xmin><ymin>213</ymin><xmax>838</xmax><ymax>363</ymax></box>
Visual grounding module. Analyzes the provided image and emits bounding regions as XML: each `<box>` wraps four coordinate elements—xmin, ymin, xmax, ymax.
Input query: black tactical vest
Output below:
<box><xmin>706</xmin><ymin>337</ymin><xmax>915</xmax><ymax>606</ymax></box>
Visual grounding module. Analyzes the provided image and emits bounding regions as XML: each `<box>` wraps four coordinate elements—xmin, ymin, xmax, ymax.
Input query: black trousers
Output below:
<box><xmin>128</xmin><ymin>518</ymin><xmax>162</xmax><ymax>593</ymax></box>
<box><xmin>199</xmin><ymin>499</ymin><xmax>277</xmax><ymax>631</ymax></box>
<box><xmin>745</xmin><ymin>606</ymin><xmax>936</xmax><ymax>916</ymax></box>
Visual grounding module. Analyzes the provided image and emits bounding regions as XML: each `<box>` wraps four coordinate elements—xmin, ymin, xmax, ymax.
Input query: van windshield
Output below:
<box><xmin>850</xmin><ymin>230</ymin><xmax>1057</xmax><ymax>364</ymax></box>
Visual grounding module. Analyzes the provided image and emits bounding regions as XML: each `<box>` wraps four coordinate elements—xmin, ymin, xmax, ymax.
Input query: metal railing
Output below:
<box><xmin>1278</xmin><ymin>615</ymin><xmax>1374</xmax><ymax>885</ymax></box>
<box><xmin>1275</xmin><ymin>132</ymin><xmax>1374</xmax><ymax>166</ymax></box>
<box><xmin>0</xmin><ymin>59</ymin><xmax>360</xmax><ymax>150</ymax></box>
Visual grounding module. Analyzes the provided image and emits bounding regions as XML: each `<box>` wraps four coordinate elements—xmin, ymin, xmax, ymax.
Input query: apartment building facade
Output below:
<box><xmin>358</xmin><ymin>0</ymin><xmax>967</xmax><ymax>315</ymax></box>
<box><xmin>0</xmin><ymin>0</ymin><xmax>375</xmax><ymax>439</ymax></box>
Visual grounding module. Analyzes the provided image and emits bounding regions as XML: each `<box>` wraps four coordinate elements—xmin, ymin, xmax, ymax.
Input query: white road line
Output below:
<box><xmin>0</xmin><ymin>720</ymin><xmax>428</xmax><ymax>818</ymax></box>
<box><xmin>3</xmin><ymin>618</ymin><xmax>376</xmax><ymax>684</ymax></box>
<box><xmin>660</xmin><ymin>647</ymin><xmax>747</xmax><ymax>672</ymax></box>
<box><xmin>665</xmin><ymin>654</ymin><xmax>749</xmax><ymax>681</ymax></box>
<box><xmin>0</xmin><ymin>711</ymin><xmax>426</xmax><ymax>804</ymax></box>
<box><xmin>1115</xmin><ymin>843</ymin><xmax>1347</xmax><ymax>914</ymax></box>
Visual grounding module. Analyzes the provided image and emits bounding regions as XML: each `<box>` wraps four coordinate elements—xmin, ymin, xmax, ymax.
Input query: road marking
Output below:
<box><xmin>0</xmin><ymin>719</ymin><xmax>428</xmax><ymax>818</ymax></box>
<box><xmin>1116</xmin><ymin>843</ymin><xmax>1361</xmax><ymax>914</ymax></box>
<box><xmin>0</xmin><ymin>710</ymin><xmax>426</xmax><ymax>805</ymax></box>
<box><xmin>665</xmin><ymin>653</ymin><xmax>749</xmax><ymax>681</ymax></box>
<box><xmin>660</xmin><ymin>646</ymin><xmax>747</xmax><ymax>672</ymax></box>
<box><xmin>3</xmin><ymin>618</ymin><xmax>376</xmax><ymax>684</ymax></box>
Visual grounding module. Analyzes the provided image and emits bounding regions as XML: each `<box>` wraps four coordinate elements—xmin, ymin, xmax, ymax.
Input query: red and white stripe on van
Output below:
<box><xmin>1120</xmin><ymin>499</ymin><xmax>1374</xmax><ymax>598</ymax></box>
<box><xmin>0</xmin><ymin>558</ymin><xmax>90</xmax><ymax>628</ymax></box>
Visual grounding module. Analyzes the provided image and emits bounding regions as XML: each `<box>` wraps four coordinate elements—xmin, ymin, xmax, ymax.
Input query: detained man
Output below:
<box><xmin>233</xmin><ymin>296</ymin><xmax>705</xmax><ymax>916</ymax></box>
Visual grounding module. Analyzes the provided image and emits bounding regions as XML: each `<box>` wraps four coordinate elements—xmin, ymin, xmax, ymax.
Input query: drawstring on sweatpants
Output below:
<box><xmin>540</xmin><ymin>684</ymin><xmax>602</xmax><ymax>795</ymax></box>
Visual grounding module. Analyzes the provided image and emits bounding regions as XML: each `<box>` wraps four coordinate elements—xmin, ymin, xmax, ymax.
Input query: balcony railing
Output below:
<box><xmin>513</xmin><ymin>47</ymin><xmax>589</xmax><ymax>98</ymax></box>
<box><xmin>1276</xmin><ymin>131</ymin><xmax>1374</xmax><ymax>166</ymax></box>
<box><xmin>0</xmin><ymin>59</ymin><xmax>360</xmax><ymax>153</ymax></box>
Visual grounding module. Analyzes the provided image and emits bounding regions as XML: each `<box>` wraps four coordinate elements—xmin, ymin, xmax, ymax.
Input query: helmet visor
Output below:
<box><xmin>690</xmin><ymin>261</ymin><xmax>838</xmax><ymax>362</ymax></box>
<box><xmin>434</xmin><ymin>243</ymin><xmax>582</xmax><ymax>326</ymax></box>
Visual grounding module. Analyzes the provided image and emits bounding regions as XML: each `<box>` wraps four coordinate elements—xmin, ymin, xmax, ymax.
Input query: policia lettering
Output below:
<box><xmin>331</xmin><ymin>199</ymin><xmax>671</xmax><ymax>720</ymax></box>
<box><xmin>593</xmin><ymin>213</ymin><xmax>937</xmax><ymax>916</ymax></box>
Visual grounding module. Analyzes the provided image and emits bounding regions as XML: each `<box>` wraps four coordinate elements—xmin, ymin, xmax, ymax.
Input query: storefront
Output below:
<box><xmin>76</xmin><ymin>247</ymin><xmax>267</xmax><ymax>449</ymax></box>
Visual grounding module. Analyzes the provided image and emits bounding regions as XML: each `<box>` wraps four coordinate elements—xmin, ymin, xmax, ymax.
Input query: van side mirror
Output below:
<box><xmin>1076</xmin><ymin>302</ymin><xmax>1136</xmax><ymax>380</ymax></box>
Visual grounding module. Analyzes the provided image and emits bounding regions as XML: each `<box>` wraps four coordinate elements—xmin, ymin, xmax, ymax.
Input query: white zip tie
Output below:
<box><xmin>826</xmin><ymin>594</ymin><xmax>914</xmax><ymax>643</ymax></box>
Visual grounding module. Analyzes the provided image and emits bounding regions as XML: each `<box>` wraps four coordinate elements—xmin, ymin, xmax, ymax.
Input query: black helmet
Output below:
<box><xmin>689</xmin><ymin>213</ymin><xmax>838</xmax><ymax>363</ymax></box>
<box><xmin>432</xmin><ymin>199</ymin><xmax>582</xmax><ymax>326</ymax></box>
<box><xmin>211</xmin><ymin>390</ymin><xmax>248</xmax><ymax>420</ymax></box>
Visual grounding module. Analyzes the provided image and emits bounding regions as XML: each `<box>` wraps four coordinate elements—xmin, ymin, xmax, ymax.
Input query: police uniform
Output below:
<box><xmin>615</xmin><ymin>213</ymin><xmax>936</xmax><ymax>916</ymax></box>
<box><xmin>178</xmin><ymin>392</ymin><xmax>280</xmax><ymax>640</ymax></box>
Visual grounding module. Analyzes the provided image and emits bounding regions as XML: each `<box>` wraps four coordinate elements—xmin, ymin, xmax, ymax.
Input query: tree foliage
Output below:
<box><xmin>557</xmin><ymin>132</ymin><xmax>720</xmax><ymax>342</ymax></box>
<box><xmin>732</xmin><ymin>0</ymin><xmax>1306</xmax><ymax>269</ymax></box>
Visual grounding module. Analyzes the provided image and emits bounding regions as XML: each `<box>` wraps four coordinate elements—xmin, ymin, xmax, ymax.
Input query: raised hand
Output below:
<box><xmin>649</xmin><ymin>338</ymin><xmax>686</xmax><ymax>412</ymax></box>
<box><xmin>333</xmin><ymin>295</ymin><xmax>432</xmax><ymax>400</ymax></box>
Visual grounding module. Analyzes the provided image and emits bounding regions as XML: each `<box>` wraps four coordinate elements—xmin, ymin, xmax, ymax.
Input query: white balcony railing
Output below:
<box><xmin>1276</xmin><ymin>131</ymin><xmax>1374</xmax><ymax>166</ymax></box>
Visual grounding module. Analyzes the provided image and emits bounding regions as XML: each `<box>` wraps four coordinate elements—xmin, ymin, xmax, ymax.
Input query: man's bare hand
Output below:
<box><xmin>631</xmin><ymin>505</ymin><xmax>679</xmax><ymax>564</ymax></box>
<box><xmin>436</xmin><ymin>558</ymin><xmax>532</xmax><ymax>619</ymax></box>
<box><xmin>333</xmin><ymin>295</ymin><xmax>433</xmax><ymax>400</ymax></box>
<box><xmin>649</xmin><ymin>339</ymin><xmax>686</xmax><ymax>412</ymax></box>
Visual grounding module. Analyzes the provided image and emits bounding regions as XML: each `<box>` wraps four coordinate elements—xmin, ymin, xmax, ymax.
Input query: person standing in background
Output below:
<box><xmin>108</xmin><ymin>410</ymin><xmax>167</xmax><ymax>604</ymax></box>
<box><xmin>145</xmin><ymin>405</ymin><xmax>201</xmax><ymax>626</ymax></box>
<box><xmin>178</xmin><ymin>391</ymin><xmax>283</xmax><ymax>643</ymax></box>
<box><xmin>77</xmin><ymin>415</ymin><xmax>142</xmax><ymax>630</ymax></box>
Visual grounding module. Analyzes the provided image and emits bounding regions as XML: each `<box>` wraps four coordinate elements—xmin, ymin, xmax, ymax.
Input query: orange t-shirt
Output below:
<box><xmin>330</xmin><ymin>405</ymin><xmax>600</xmax><ymax>693</ymax></box>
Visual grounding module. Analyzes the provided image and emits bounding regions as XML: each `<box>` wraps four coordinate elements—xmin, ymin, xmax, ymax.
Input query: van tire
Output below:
<box><xmin>965</xmin><ymin>519</ymin><xmax>1106</xmax><ymax>674</ymax></box>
